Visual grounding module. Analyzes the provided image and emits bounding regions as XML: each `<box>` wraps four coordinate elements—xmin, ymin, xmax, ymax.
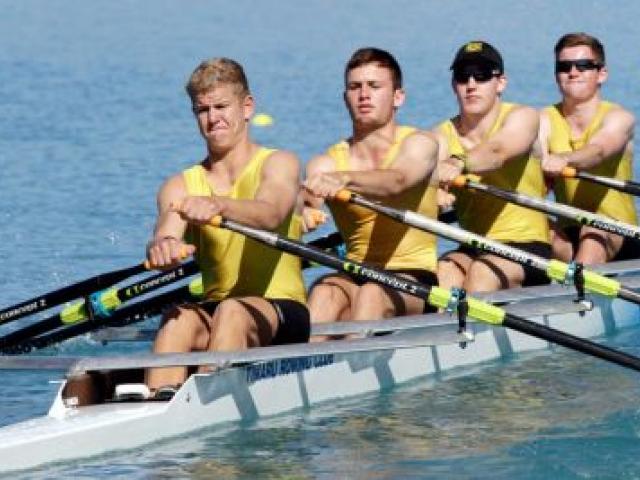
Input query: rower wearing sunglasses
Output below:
<box><xmin>435</xmin><ymin>41</ymin><xmax>551</xmax><ymax>293</ymax></box>
<box><xmin>538</xmin><ymin>32</ymin><xmax>638</xmax><ymax>264</ymax></box>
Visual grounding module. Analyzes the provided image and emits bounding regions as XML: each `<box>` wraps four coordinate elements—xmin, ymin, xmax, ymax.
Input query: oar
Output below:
<box><xmin>1</xmin><ymin>231</ymin><xmax>345</xmax><ymax>354</ymax></box>
<box><xmin>562</xmin><ymin>166</ymin><xmax>640</xmax><ymax>197</ymax></box>
<box><xmin>0</xmin><ymin>262</ymin><xmax>200</xmax><ymax>350</ymax></box>
<box><xmin>453</xmin><ymin>175</ymin><xmax>640</xmax><ymax>241</ymax></box>
<box><xmin>333</xmin><ymin>189</ymin><xmax>640</xmax><ymax>306</ymax></box>
<box><xmin>1</xmin><ymin>280</ymin><xmax>200</xmax><ymax>354</ymax></box>
<box><xmin>0</xmin><ymin>255</ymin><xmax>193</xmax><ymax>326</ymax></box>
<box><xmin>206</xmin><ymin>216</ymin><xmax>640</xmax><ymax>373</ymax></box>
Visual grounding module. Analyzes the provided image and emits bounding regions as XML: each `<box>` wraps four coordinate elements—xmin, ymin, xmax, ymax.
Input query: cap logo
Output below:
<box><xmin>464</xmin><ymin>42</ymin><xmax>483</xmax><ymax>53</ymax></box>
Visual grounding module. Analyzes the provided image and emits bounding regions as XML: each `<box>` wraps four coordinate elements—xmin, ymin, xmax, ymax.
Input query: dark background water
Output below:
<box><xmin>2</xmin><ymin>1</ymin><xmax>640</xmax><ymax>477</ymax></box>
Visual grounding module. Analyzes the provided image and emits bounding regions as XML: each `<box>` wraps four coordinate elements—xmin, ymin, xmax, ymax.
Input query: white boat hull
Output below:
<box><xmin>0</xmin><ymin>272</ymin><xmax>639</xmax><ymax>472</ymax></box>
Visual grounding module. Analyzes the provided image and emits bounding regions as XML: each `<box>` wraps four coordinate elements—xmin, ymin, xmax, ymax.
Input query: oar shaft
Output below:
<box><xmin>504</xmin><ymin>314</ymin><xmax>640</xmax><ymax>372</ymax></box>
<box><xmin>0</xmin><ymin>263</ymin><xmax>199</xmax><ymax>350</ymax></box>
<box><xmin>214</xmin><ymin>216</ymin><xmax>640</xmax><ymax>374</ymax></box>
<box><xmin>563</xmin><ymin>167</ymin><xmax>640</xmax><ymax>197</ymax></box>
<box><xmin>0</xmin><ymin>262</ymin><xmax>147</xmax><ymax>325</ymax></box>
<box><xmin>337</xmin><ymin>191</ymin><xmax>551</xmax><ymax>273</ymax></box>
<box><xmin>463</xmin><ymin>178</ymin><xmax>640</xmax><ymax>240</ymax></box>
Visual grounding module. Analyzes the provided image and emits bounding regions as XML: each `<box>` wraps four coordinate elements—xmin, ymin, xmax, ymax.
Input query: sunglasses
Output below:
<box><xmin>555</xmin><ymin>59</ymin><xmax>602</xmax><ymax>74</ymax></box>
<box><xmin>452</xmin><ymin>66</ymin><xmax>500</xmax><ymax>84</ymax></box>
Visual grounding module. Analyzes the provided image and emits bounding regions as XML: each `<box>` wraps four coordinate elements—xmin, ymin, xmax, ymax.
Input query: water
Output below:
<box><xmin>1</xmin><ymin>0</ymin><xmax>640</xmax><ymax>477</ymax></box>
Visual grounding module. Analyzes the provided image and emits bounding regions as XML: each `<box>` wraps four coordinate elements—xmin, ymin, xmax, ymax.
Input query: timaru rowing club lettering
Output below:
<box><xmin>246</xmin><ymin>354</ymin><xmax>334</xmax><ymax>383</ymax></box>
<box><xmin>0</xmin><ymin>299</ymin><xmax>46</xmax><ymax>321</ymax></box>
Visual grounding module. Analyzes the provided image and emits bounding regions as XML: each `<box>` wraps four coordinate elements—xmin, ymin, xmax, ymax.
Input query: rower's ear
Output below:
<box><xmin>243</xmin><ymin>94</ymin><xmax>255</xmax><ymax>121</ymax></box>
<box><xmin>496</xmin><ymin>74</ymin><xmax>507</xmax><ymax>95</ymax></box>
<box><xmin>597</xmin><ymin>65</ymin><xmax>608</xmax><ymax>86</ymax></box>
<box><xmin>393</xmin><ymin>87</ymin><xmax>405</xmax><ymax>109</ymax></box>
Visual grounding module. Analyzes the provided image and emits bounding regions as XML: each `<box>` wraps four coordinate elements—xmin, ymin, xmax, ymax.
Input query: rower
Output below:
<box><xmin>436</xmin><ymin>41</ymin><xmax>551</xmax><ymax>293</ymax></box>
<box><xmin>538</xmin><ymin>32</ymin><xmax>639</xmax><ymax>264</ymax></box>
<box><xmin>144</xmin><ymin>58</ymin><xmax>309</xmax><ymax>396</ymax></box>
<box><xmin>302</xmin><ymin>47</ymin><xmax>440</xmax><ymax>338</ymax></box>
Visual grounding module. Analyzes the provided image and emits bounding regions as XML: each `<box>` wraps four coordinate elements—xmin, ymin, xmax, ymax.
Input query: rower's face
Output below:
<box><xmin>555</xmin><ymin>45</ymin><xmax>607</xmax><ymax>101</ymax></box>
<box><xmin>344</xmin><ymin>63</ymin><xmax>404</xmax><ymax>127</ymax></box>
<box><xmin>452</xmin><ymin>67</ymin><xmax>506</xmax><ymax>116</ymax></box>
<box><xmin>192</xmin><ymin>84</ymin><xmax>254</xmax><ymax>151</ymax></box>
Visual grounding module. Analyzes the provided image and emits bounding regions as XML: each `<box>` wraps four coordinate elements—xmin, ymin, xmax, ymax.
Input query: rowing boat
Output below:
<box><xmin>0</xmin><ymin>259</ymin><xmax>639</xmax><ymax>472</ymax></box>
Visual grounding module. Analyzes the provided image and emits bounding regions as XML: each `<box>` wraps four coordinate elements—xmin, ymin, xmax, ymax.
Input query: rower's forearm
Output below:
<box><xmin>218</xmin><ymin>197</ymin><xmax>290</xmax><ymax>230</ymax></box>
<box><xmin>465</xmin><ymin>142</ymin><xmax>509</xmax><ymax>174</ymax></box>
<box><xmin>564</xmin><ymin>144</ymin><xmax>606</xmax><ymax>170</ymax></box>
<box><xmin>345</xmin><ymin>170</ymin><xmax>409</xmax><ymax>196</ymax></box>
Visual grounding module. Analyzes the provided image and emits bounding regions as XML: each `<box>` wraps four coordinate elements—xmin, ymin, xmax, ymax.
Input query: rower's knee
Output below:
<box><xmin>308</xmin><ymin>283</ymin><xmax>349</xmax><ymax>322</ymax></box>
<box><xmin>211</xmin><ymin>299</ymin><xmax>258</xmax><ymax>349</ymax></box>
<box><xmin>154</xmin><ymin>305</ymin><xmax>208</xmax><ymax>352</ymax></box>
<box><xmin>352</xmin><ymin>283</ymin><xmax>395</xmax><ymax>319</ymax></box>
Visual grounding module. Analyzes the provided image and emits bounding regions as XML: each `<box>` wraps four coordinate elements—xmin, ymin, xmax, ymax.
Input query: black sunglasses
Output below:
<box><xmin>555</xmin><ymin>59</ymin><xmax>602</xmax><ymax>74</ymax></box>
<box><xmin>452</xmin><ymin>66</ymin><xmax>500</xmax><ymax>84</ymax></box>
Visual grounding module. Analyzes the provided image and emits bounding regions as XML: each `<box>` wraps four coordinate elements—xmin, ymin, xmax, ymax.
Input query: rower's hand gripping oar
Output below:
<box><xmin>208</xmin><ymin>215</ymin><xmax>640</xmax><ymax>374</ymax></box>
<box><xmin>562</xmin><ymin>166</ymin><xmax>640</xmax><ymax>197</ymax></box>
<box><xmin>0</xmin><ymin>249</ymin><xmax>192</xmax><ymax>326</ymax></box>
<box><xmin>334</xmin><ymin>188</ymin><xmax>640</xmax><ymax>307</ymax></box>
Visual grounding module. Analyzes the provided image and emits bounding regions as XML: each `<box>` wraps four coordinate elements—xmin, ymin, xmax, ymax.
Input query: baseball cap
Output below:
<box><xmin>450</xmin><ymin>41</ymin><xmax>504</xmax><ymax>73</ymax></box>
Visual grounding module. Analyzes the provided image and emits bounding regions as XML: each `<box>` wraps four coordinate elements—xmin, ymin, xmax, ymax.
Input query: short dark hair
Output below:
<box><xmin>554</xmin><ymin>33</ymin><xmax>605</xmax><ymax>64</ymax></box>
<box><xmin>345</xmin><ymin>47</ymin><xmax>403</xmax><ymax>89</ymax></box>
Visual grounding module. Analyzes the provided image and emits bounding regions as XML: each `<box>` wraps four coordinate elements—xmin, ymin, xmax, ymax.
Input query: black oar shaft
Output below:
<box><xmin>504</xmin><ymin>314</ymin><xmax>640</xmax><ymax>372</ymax></box>
<box><xmin>0</xmin><ymin>262</ymin><xmax>198</xmax><ymax>350</ymax></box>
<box><xmin>573</xmin><ymin>170</ymin><xmax>640</xmax><ymax>197</ymax></box>
<box><xmin>0</xmin><ymin>262</ymin><xmax>147</xmax><ymax>325</ymax></box>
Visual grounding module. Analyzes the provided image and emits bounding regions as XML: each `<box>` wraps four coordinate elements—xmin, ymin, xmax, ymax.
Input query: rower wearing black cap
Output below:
<box><xmin>434</xmin><ymin>41</ymin><xmax>551</xmax><ymax>293</ymax></box>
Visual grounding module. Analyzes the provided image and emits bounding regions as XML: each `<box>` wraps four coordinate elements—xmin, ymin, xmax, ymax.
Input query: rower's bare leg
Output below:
<box><xmin>146</xmin><ymin>305</ymin><xmax>213</xmax><ymax>391</ymax></box>
<box><xmin>207</xmin><ymin>297</ymin><xmax>278</xmax><ymax>353</ymax></box>
<box><xmin>438</xmin><ymin>251</ymin><xmax>473</xmax><ymax>289</ymax></box>
<box><xmin>575</xmin><ymin>226</ymin><xmax>623</xmax><ymax>265</ymax></box>
<box><xmin>463</xmin><ymin>254</ymin><xmax>526</xmax><ymax>293</ymax></box>
<box><xmin>307</xmin><ymin>275</ymin><xmax>357</xmax><ymax>342</ymax></box>
<box><xmin>350</xmin><ymin>274</ymin><xmax>428</xmax><ymax>322</ymax></box>
<box><xmin>550</xmin><ymin>223</ymin><xmax>574</xmax><ymax>262</ymax></box>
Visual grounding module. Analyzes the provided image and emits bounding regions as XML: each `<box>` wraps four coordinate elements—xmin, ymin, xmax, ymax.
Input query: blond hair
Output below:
<box><xmin>185</xmin><ymin>58</ymin><xmax>250</xmax><ymax>101</ymax></box>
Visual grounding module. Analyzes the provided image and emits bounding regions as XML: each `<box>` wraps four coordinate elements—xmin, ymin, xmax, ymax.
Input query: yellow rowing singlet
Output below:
<box><xmin>183</xmin><ymin>147</ymin><xmax>306</xmax><ymax>303</ymax></box>
<box><xmin>438</xmin><ymin>102</ymin><xmax>549</xmax><ymax>243</ymax></box>
<box><xmin>546</xmin><ymin>101</ymin><xmax>637</xmax><ymax>226</ymax></box>
<box><xmin>326</xmin><ymin>126</ymin><xmax>438</xmax><ymax>272</ymax></box>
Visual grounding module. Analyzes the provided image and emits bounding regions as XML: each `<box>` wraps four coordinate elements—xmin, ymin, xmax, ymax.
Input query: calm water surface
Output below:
<box><xmin>2</xmin><ymin>1</ymin><xmax>640</xmax><ymax>478</ymax></box>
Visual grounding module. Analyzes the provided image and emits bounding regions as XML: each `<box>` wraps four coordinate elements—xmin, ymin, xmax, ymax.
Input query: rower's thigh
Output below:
<box><xmin>307</xmin><ymin>274</ymin><xmax>358</xmax><ymax>322</ymax></box>
<box><xmin>438</xmin><ymin>251</ymin><xmax>473</xmax><ymax>289</ymax></box>
<box><xmin>211</xmin><ymin>297</ymin><xmax>279</xmax><ymax>347</ymax></box>
<box><xmin>465</xmin><ymin>254</ymin><xmax>525</xmax><ymax>292</ymax></box>
<box><xmin>576</xmin><ymin>226</ymin><xmax>623</xmax><ymax>264</ymax></box>
<box><xmin>352</xmin><ymin>276</ymin><xmax>428</xmax><ymax>319</ymax></box>
<box><xmin>155</xmin><ymin>304</ymin><xmax>213</xmax><ymax>352</ymax></box>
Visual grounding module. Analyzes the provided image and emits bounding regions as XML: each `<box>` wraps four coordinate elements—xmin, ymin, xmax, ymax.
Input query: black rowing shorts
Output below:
<box><xmin>201</xmin><ymin>298</ymin><xmax>310</xmax><ymax>345</ymax></box>
<box><xmin>454</xmin><ymin>241</ymin><xmax>552</xmax><ymax>287</ymax></box>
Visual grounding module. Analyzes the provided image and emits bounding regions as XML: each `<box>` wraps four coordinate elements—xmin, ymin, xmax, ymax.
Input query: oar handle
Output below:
<box><xmin>452</xmin><ymin>175</ymin><xmax>469</xmax><ymax>188</ymax></box>
<box><xmin>561</xmin><ymin>166</ymin><xmax>578</xmax><ymax>178</ymax></box>
<box><xmin>334</xmin><ymin>189</ymin><xmax>354</xmax><ymax>203</ymax></box>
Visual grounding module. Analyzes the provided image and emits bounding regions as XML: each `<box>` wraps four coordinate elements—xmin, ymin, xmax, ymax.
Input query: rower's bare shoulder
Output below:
<box><xmin>401</xmin><ymin>130</ymin><xmax>440</xmax><ymax>157</ymax></box>
<box><xmin>306</xmin><ymin>152</ymin><xmax>337</xmax><ymax>176</ymax></box>
<box><xmin>604</xmin><ymin>104</ymin><xmax>635</xmax><ymax>129</ymax></box>
<box><xmin>156</xmin><ymin>173</ymin><xmax>187</xmax><ymax>210</ymax></box>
